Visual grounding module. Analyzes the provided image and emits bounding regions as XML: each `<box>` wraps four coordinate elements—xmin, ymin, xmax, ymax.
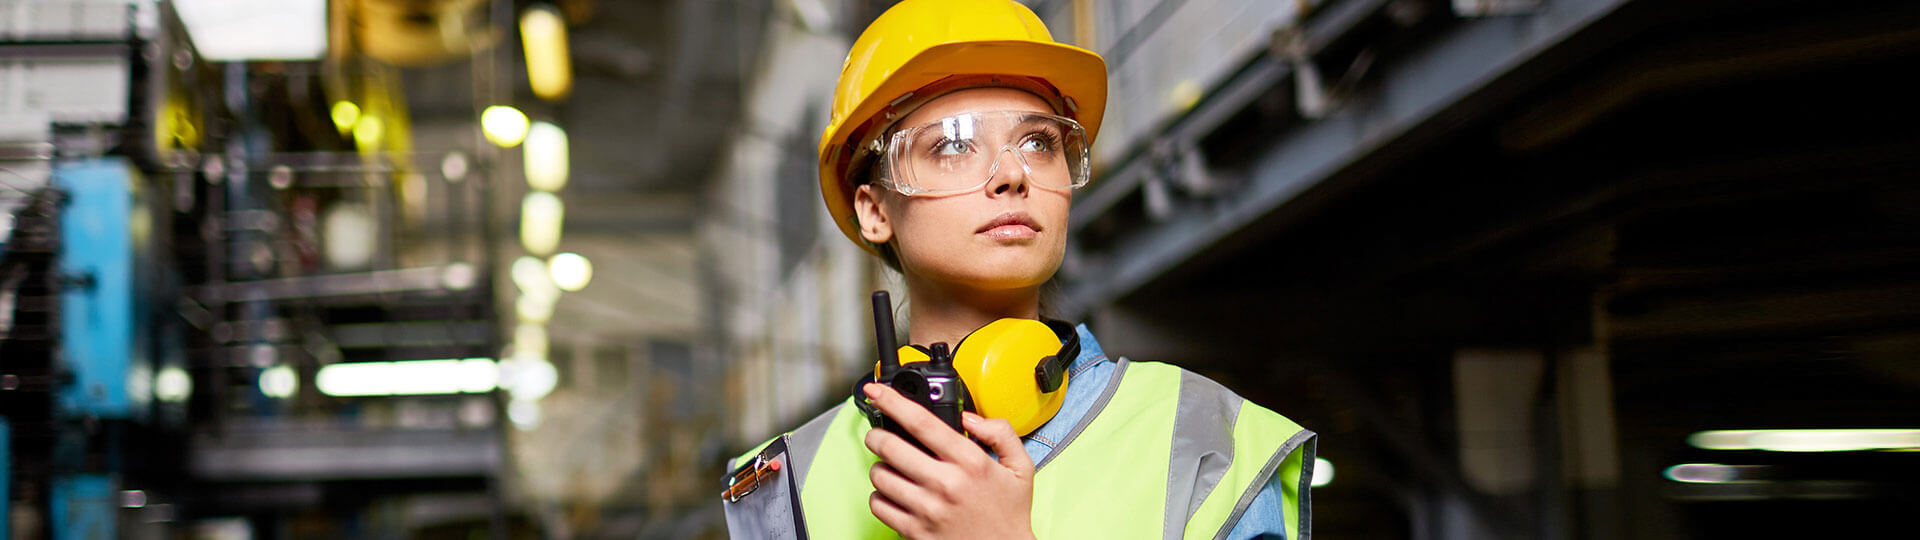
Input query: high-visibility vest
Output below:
<box><xmin>722</xmin><ymin>360</ymin><xmax>1317</xmax><ymax>539</ymax></box>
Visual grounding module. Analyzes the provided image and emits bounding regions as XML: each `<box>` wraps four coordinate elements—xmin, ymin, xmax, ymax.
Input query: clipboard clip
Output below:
<box><xmin>722</xmin><ymin>453</ymin><xmax>783</xmax><ymax>503</ymax></box>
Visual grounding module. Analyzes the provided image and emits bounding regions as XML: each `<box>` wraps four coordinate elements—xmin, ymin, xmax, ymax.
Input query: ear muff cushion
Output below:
<box><xmin>951</xmin><ymin>318</ymin><xmax>1068</xmax><ymax>436</ymax></box>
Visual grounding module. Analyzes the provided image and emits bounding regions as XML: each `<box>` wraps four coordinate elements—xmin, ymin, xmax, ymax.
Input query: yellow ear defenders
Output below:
<box><xmin>861</xmin><ymin>292</ymin><xmax>1080</xmax><ymax>437</ymax></box>
<box><xmin>892</xmin><ymin>318</ymin><xmax>1079</xmax><ymax>436</ymax></box>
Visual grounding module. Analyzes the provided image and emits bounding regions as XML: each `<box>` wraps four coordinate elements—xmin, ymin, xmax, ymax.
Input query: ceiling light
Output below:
<box><xmin>331</xmin><ymin>101</ymin><xmax>360</xmax><ymax>134</ymax></box>
<box><xmin>509</xmin><ymin>399</ymin><xmax>543</xmax><ymax>430</ymax></box>
<box><xmin>520</xmin><ymin>191</ymin><xmax>564</xmax><ymax>256</ymax></box>
<box><xmin>441</xmin><ymin>152</ymin><xmax>469</xmax><ymax>183</ymax></box>
<box><xmin>154</xmin><ymin>366</ymin><xmax>192</xmax><ymax>403</ymax></box>
<box><xmin>1664</xmin><ymin>463</ymin><xmax>1768</xmax><ymax>484</ymax></box>
<box><xmin>516</xmin><ymin>294</ymin><xmax>556</xmax><ymax>324</ymax></box>
<box><xmin>501</xmin><ymin>356</ymin><xmax>557</xmax><ymax>402</ymax></box>
<box><xmin>481</xmin><ymin>106</ymin><xmax>530</xmax><ymax>148</ymax></box>
<box><xmin>511</xmin><ymin>255</ymin><xmax>558</xmax><ymax>297</ymax></box>
<box><xmin>259</xmin><ymin>365</ymin><xmax>297</xmax><ymax>399</ymax></box>
<box><xmin>321</xmin><ymin>202</ymin><xmax>377</xmax><ymax>270</ymax></box>
<box><xmin>315</xmin><ymin>358</ymin><xmax>498</xmax><ymax>397</ymax></box>
<box><xmin>1312</xmin><ymin>458</ymin><xmax>1334</xmax><ymax>487</ymax></box>
<box><xmin>352</xmin><ymin>115</ymin><xmax>384</xmax><ymax>151</ymax></box>
<box><xmin>441</xmin><ymin>262</ymin><xmax>477</xmax><ymax>291</ymax></box>
<box><xmin>547</xmin><ymin>252</ymin><xmax>592</xmax><ymax>292</ymax></box>
<box><xmin>1689</xmin><ymin>429</ymin><xmax>1920</xmax><ymax>453</ymax></box>
<box><xmin>514</xmin><ymin>323</ymin><xmax>549</xmax><ymax>358</ymax></box>
<box><xmin>524</xmin><ymin>121</ymin><xmax>569</xmax><ymax>192</ymax></box>
<box><xmin>520</xmin><ymin>5</ymin><xmax>573</xmax><ymax>101</ymax></box>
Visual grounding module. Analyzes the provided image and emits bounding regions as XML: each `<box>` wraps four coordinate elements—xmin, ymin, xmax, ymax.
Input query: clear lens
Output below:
<box><xmin>885</xmin><ymin>111</ymin><xmax>1089</xmax><ymax>196</ymax></box>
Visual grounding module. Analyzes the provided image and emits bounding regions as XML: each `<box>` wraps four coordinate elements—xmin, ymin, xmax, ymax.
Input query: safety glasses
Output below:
<box><xmin>879</xmin><ymin>110</ymin><xmax>1091</xmax><ymax>196</ymax></box>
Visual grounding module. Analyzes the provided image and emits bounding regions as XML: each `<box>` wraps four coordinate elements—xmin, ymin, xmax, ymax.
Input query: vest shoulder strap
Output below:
<box><xmin>1035</xmin><ymin>360</ymin><xmax>1315</xmax><ymax>540</ymax></box>
<box><xmin>1165</xmin><ymin>364</ymin><xmax>1315</xmax><ymax>540</ymax></box>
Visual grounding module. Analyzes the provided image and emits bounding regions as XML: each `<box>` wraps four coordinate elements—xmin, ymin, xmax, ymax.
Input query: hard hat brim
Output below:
<box><xmin>818</xmin><ymin>39</ymin><xmax>1108</xmax><ymax>256</ymax></box>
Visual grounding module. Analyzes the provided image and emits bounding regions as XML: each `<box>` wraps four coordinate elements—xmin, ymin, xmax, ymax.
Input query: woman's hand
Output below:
<box><xmin>862</xmin><ymin>382</ymin><xmax>1038</xmax><ymax>540</ymax></box>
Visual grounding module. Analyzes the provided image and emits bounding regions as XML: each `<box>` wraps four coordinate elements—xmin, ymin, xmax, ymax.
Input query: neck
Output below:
<box><xmin>901</xmin><ymin>276</ymin><xmax>1042</xmax><ymax>347</ymax></box>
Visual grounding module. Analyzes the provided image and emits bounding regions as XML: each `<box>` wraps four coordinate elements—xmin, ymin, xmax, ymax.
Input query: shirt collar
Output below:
<box><xmin>1068</xmin><ymin>323</ymin><xmax>1110</xmax><ymax>376</ymax></box>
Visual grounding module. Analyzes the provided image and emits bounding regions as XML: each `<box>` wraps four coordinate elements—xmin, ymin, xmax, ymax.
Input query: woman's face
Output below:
<box><xmin>854</xmin><ymin>87</ymin><xmax>1073</xmax><ymax>292</ymax></box>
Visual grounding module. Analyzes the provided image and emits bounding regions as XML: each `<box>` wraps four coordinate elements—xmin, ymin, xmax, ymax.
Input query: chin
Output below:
<box><xmin>954</xmin><ymin>258</ymin><xmax>1060</xmax><ymax>291</ymax></box>
<box><xmin>900</xmin><ymin>241</ymin><xmax>1064</xmax><ymax>290</ymax></box>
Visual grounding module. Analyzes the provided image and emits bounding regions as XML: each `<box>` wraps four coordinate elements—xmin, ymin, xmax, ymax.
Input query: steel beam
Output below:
<box><xmin>1062</xmin><ymin>0</ymin><xmax>1636</xmax><ymax>316</ymax></box>
<box><xmin>195</xmin><ymin>266</ymin><xmax>456</xmax><ymax>303</ymax></box>
<box><xmin>190</xmin><ymin>424</ymin><xmax>501</xmax><ymax>481</ymax></box>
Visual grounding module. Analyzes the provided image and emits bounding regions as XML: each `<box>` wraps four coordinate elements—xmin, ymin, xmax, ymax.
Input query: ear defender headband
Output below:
<box><xmin>859</xmin><ymin>292</ymin><xmax>1080</xmax><ymax>437</ymax></box>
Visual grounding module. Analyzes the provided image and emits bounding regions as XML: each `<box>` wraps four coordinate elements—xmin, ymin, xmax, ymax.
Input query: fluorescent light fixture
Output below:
<box><xmin>513</xmin><ymin>323</ymin><xmax>549</xmax><ymax>358</ymax></box>
<box><xmin>259</xmin><ymin>365</ymin><xmax>297</xmax><ymax>399</ymax></box>
<box><xmin>173</xmin><ymin>0</ymin><xmax>327</xmax><ymax>61</ymax></box>
<box><xmin>516</xmin><ymin>293</ymin><xmax>557</xmax><ymax>324</ymax></box>
<box><xmin>155</xmin><ymin>366</ymin><xmax>192</xmax><ymax>403</ymax></box>
<box><xmin>1689</xmin><ymin>429</ymin><xmax>1920</xmax><ymax>453</ymax></box>
<box><xmin>352</xmin><ymin>115</ymin><xmax>384</xmax><ymax>151</ymax></box>
<box><xmin>1312</xmin><ymin>458</ymin><xmax>1334</xmax><ymax>487</ymax></box>
<box><xmin>441</xmin><ymin>262</ymin><xmax>477</xmax><ymax>291</ymax></box>
<box><xmin>520</xmin><ymin>191</ymin><xmax>565</xmax><ymax>256</ymax></box>
<box><xmin>482</xmin><ymin>106</ymin><xmax>530</xmax><ymax>148</ymax></box>
<box><xmin>322</xmin><ymin>202</ymin><xmax>377</xmax><ymax>269</ymax></box>
<box><xmin>511</xmin><ymin>255</ymin><xmax>556</xmax><ymax>296</ymax></box>
<box><xmin>524</xmin><ymin>121</ymin><xmax>570</xmax><ymax>192</ymax></box>
<box><xmin>315</xmin><ymin>358</ymin><xmax>498</xmax><ymax>397</ymax></box>
<box><xmin>509</xmin><ymin>398</ymin><xmax>543</xmax><ymax>430</ymax></box>
<box><xmin>548</xmin><ymin>252</ymin><xmax>592</xmax><ymax>292</ymax></box>
<box><xmin>520</xmin><ymin>5</ymin><xmax>573</xmax><ymax>100</ymax></box>
<box><xmin>331</xmin><ymin>101</ymin><xmax>360</xmax><ymax>134</ymax></box>
<box><xmin>1664</xmin><ymin>463</ymin><xmax>1769</xmax><ymax>484</ymax></box>
<box><xmin>501</xmin><ymin>357</ymin><xmax>557</xmax><ymax>401</ymax></box>
<box><xmin>441</xmin><ymin>152</ymin><xmax>470</xmax><ymax>183</ymax></box>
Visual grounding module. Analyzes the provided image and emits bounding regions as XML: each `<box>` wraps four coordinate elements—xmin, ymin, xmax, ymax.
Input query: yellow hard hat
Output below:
<box><xmin>817</xmin><ymin>0</ymin><xmax>1108</xmax><ymax>254</ymax></box>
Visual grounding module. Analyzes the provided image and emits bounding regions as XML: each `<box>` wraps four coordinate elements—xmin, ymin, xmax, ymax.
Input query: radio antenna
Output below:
<box><xmin>872</xmin><ymin>291</ymin><xmax>901</xmax><ymax>377</ymax></box>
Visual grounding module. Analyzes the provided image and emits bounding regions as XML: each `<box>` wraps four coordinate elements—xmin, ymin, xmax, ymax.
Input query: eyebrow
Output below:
<box><xmin>1012</xmin><ymin>115</ymin><xmax>1063</xmax><ymax>132</ymax></box>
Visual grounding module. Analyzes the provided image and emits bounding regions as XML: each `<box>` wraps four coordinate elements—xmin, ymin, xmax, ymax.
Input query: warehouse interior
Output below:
<box><xmin>2</xmin><ymin>0</ymin><xmax>1916</xmax><ymax>538</ymax></box>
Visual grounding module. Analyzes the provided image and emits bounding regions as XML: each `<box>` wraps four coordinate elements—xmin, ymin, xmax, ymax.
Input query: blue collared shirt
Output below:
<box><xmin>1020</xmin><ymin>324</ymin><xmax>1290</xmax><ymax>539</ymax></box>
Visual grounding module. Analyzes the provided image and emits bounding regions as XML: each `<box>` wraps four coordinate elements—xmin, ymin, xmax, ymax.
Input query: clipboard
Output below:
<box><xmin>721</xmin><ymin>435</ymin><xmax>809</xmax><ymax>539</ymax></box>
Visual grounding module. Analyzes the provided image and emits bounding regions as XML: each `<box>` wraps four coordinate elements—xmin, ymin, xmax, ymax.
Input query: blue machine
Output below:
<box><xmin>53</xmin><ymin>159</ymin><xmax>150</xmax><ymax>420</ymax></box>
<box><xmin>40</xmin><ymin>158</ymin><xmax>163</xmax><ymax>540</ymax></box>
<box><xmin>50</xmin><ymin>474</ymin><xmax>115</xmax><ymax>540</ymax></box>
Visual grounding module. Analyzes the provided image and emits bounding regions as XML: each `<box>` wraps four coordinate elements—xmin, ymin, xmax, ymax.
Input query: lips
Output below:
<box><xmin>976</xmin><ymin>212</ymin><xmax>1041</xmax><ymax>241</ymax></box>
<box><xmin>976</xmin><ymin>212</ymin><xmax>1041</xmax><ymax>234</ymax></box>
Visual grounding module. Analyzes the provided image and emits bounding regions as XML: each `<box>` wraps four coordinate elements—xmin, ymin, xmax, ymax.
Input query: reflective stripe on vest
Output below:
<box><xmin>724</xmin><ymin>360</ymin><xmax>1315</xmax><ymax>539</ymax></box>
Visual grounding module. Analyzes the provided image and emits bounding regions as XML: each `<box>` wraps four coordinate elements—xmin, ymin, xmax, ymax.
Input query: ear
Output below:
<box><xmin>853</xmin><ymin>184</ymin><xmax>894</xmax><ymax>245</ymax></box>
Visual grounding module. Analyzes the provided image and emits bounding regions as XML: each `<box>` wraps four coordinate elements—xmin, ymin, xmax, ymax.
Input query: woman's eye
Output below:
<box><xmin>934</xmin><ymin>139</ymin><xmax>974</xmax><ymax>156</ymax></box>
<box><xmin>1020</xmin><ymin>136</ymin><xmax>1052</xmax><ymax>153</ymax></box>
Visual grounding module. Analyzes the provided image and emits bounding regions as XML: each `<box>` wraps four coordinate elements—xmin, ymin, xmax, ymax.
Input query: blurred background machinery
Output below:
<box><xmin>0</xmin><ymin>0</ymin><xmax>1916</xmax><ymax>539</ymax></box>
<box><xmin>3</xmin><ymin>0</ymin><xmax>512</xmax><ymax>538</ymax></box>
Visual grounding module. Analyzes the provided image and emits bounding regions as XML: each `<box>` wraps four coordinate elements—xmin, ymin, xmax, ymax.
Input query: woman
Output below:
<box><xmin>723</xmin><ymin>1</ymin><xmax>1315</xmax><ymax>538</ymax></box>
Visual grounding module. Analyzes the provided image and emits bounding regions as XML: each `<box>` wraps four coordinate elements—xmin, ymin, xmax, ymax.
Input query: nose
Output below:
<box><xmin>983</xmin><ymin>145</ymin><xmax>1030</xmax><ymax>197</ymax></box>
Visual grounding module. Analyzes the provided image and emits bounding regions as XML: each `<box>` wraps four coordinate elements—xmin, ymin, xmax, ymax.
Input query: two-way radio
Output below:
<box><xmin>861</xmin><ymin>291</ymin><xmax>970</xmax><ymax>453</ymax></box>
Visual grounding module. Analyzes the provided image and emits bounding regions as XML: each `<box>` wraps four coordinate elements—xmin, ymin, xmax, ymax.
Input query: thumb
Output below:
<box><xmin>965</xmin><ymin>412</ymin><xmax>1034</xmax><ymax>475</ymax></box>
